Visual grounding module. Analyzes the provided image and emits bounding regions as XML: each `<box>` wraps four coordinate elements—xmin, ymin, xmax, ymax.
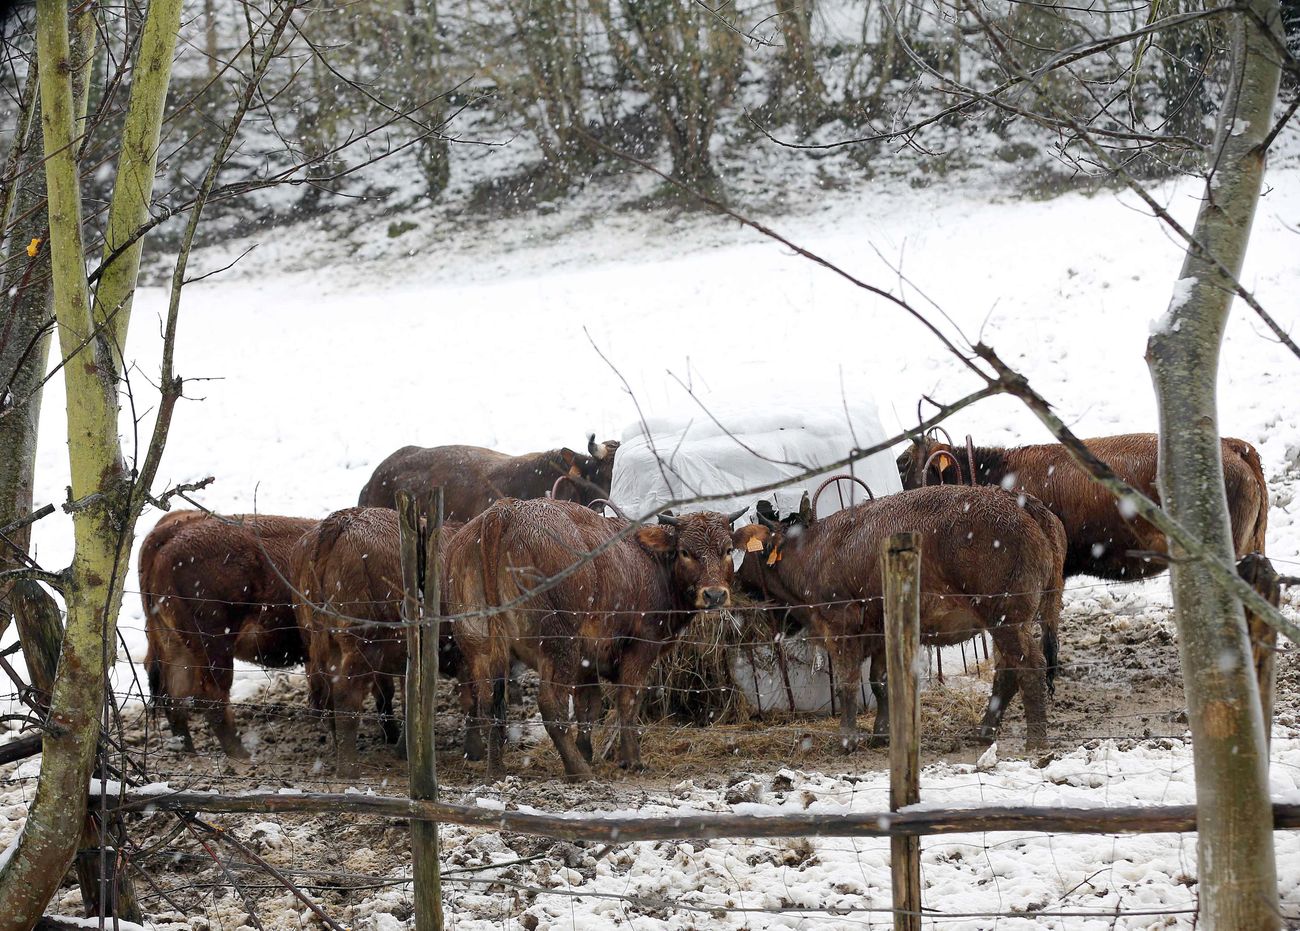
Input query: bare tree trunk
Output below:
<box><xmin>404</xmin><ymin>0</ymin><xmax>450</xmax><ymax>199</ymax></box>
<box><xmin>0</xmin><ymin>15</ymin><xmax>93</xmax><ymax>622</ymax></box>
<box><xmin>204</xmin><ymin>0</ymin><xmax>219</xmax><ymax>76</ymax></box>
<box><xmin>775</xmin><ymin>0</ymin><xmax>828</xmax><ymax>130</ymax></box>
<box><xmin>1144</xmin><ymin>0</ymin><xmax>1284</xmax><ymax>925</ymax></box>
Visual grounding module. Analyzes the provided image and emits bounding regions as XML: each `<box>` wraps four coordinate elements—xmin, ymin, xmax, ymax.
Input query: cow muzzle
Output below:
<box><xmin>698</xmin><ymin>587</ymin><xmax>731</xmax><ymax>609</ymax></box>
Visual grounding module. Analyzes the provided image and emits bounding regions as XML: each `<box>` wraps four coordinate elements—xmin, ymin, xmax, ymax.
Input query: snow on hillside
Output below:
<box><xmin>3</xmin><ymin>164</ymin><xmax>1300</xmax><ymax>928</ymax></box>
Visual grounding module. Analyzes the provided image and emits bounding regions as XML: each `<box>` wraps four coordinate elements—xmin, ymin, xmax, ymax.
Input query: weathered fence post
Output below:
<box><xmin>397</xmin><ymin>489</ymin><xmax>446</xmax><ymax>931</ymax></box>
<box><xmin>883</xmin><ymin>532</ymin><xmax>921</xmax><ymax>931</ymax></box>
<box><xmin>1238</xmin><ymin>553</ymin><xmax>1280</xmax><ymax>747</ymax></box>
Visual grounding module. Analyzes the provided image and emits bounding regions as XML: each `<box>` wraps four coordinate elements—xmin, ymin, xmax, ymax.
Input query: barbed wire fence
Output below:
<box><xmin>4</xmin><ymin>491</ymin><xmax>1299</xmax><ymax>930</ymax></box>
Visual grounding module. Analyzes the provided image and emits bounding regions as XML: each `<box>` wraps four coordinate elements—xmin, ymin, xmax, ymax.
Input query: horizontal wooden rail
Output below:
<box><xmin>112</xmin><ymin>789</ymin><xmax>1300</xmax><ymax>842</ymax></box>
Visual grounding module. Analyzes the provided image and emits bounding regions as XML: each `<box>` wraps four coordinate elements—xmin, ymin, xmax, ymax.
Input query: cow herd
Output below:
<box><xmin>140</xmin><ymin>430</ymin><xmax>1269</xmax><ymax>780</ymax></box>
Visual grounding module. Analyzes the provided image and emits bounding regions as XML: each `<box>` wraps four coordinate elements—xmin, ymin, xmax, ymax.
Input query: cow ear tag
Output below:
<box><xmin>935</xmin><ymin>452</ymin><xmax>954</xmax><ymax>471</ymax></box>
<box><xmin>766</xmin><ymin>543</ymin><xmax>783</xmax><ymax>566</ymax></box>
<box><xmin>744</xmin><ymin>537</ymin><xmax>765</xmax><ymax>553</ymax></box>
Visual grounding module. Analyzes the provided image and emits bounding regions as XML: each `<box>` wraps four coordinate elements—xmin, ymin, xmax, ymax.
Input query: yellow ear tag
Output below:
<box><xmin>766</xmin><ymin>544</ymin><xmax>782</xmax><ymax>566</ymax></box>
<box><xmin>745</xmin><ymin>537</ymin><xmax>765</xmax><ymax>553</ymax></box>
<box><xmin>936</xmin><ymin>452</ymin><xmax>954</xmax><ymax>471</ymax></box>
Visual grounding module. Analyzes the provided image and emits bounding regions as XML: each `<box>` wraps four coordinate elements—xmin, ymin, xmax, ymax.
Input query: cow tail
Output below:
<box><xmin>145</xmin><ymin>636</ymin><xmax>164</xmax><ymax>709</ymax></box>
<box><xmin>138</xmin><ymin>547</ymin><xmax>166</xmax><ymax>708</ymax></box>
<box><xmin>312</xmin><ymin>510</ymin><xmax>349</xmax><ymax>566</ymax></box>
<box><xmin>1042</xmin><ymin>620</ymin><xmax>1059</xmax><ymax>696</ymax></box>
<box><xmin>478</xmin><ymin>507</ymin><xmax>507</xmax><ymax>610</ymax></box>
<box><xmin>1229</xmin><ymin>438</ymin><xmax>1269</xmax><ymax>556</ymax></box>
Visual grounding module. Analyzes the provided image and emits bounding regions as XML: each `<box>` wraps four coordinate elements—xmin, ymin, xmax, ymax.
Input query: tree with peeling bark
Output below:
<box><xmin>0</xmin><ymin>0</ymin><xmax>184</xmax><ymax>923</ymax></box>
<box><xmin>1145</xmin><ymin>0</ymin><xmax>1286</xmax><ymax>925</ymax></box>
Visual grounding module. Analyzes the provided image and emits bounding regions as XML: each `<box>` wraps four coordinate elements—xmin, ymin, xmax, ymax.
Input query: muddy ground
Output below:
<box><xmin>6</xmin><ymin>583</ymin><xmax>1298</xmax><ymax>928</ymax></box>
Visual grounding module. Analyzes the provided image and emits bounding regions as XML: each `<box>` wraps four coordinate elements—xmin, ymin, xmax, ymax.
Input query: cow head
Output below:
<box><xmin>554</xmin><ymin>436</ymin><xmax>622</xmax><ymax>504</ymax></box>
<box><xmin>896</xmin><ymin>436</ymin><xmax>963</xmax><ymax>490</ymax></box>
<box><xmin>635</xmin><ymin>507</ymin><xmax>750</xmax><ymax>609</ymax></box>
<box><xmin>732</xmin><ymin>498</ymin><xmax>807</xmax><ymax>579</ymax></box>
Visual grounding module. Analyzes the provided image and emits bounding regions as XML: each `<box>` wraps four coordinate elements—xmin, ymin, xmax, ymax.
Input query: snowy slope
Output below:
<box><xmin>3</xmin><ymin>164</ymin><xmax>1300</xmax><ymax>929</ymax></box>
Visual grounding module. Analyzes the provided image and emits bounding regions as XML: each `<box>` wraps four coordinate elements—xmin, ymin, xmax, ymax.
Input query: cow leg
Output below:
<box><xmin>203</xmin><ymin>661</ymin><xmax>247</xmax><ymax>760</ymax></box>
<box><xmin>374</xmin><ymin>674</ymin><xmax>402</xmax><ymax>749</ymax></box>
<box><xmin>204</xmin><ymin>704</ymin><xmax>247</xmax><ymax>760</ymax></box>
<box><xmin>867</xmin><ymin>650</ymin><xmax>889</xmax><ymax>749</ymax></box>
<box><xmin>333</xmin><ymin>655</ymin><xmax>370</xmax><ymax>779</ymax></box>
<box><xmin>163</xmin><ymin>700</ymin><xmax>195</xmax><ymax>753</ymax></box>
<box><xmin>819</xmin><ymin>619</ymin><xmax>865</xmax><ymax>753</ymax></box>
<box><xmin>983</xmin><ymin>617</ymin><xmax>1048</xmax><ymax>749</ymax></box>
<box><xmin>155</xmin><ymin>641</ymin><xmax>202</xmax><ymax>752</ymax></box>
<box><xmin>487</xmin><ymin>674</ymin><xmax>508</xmax><ymax>778</ymax></box>
<box><xmin>461</xmin><ymin>650</ymin><xmax>495</xmax><ymax>764</ymax></box>
<box><xmin>978</xmin><ymin>653</ymin><xmax>1017</xmax><ymax>742</ymax></box>
<box><xmin>1017</xmin><ymin>626</ymin><xmax>1049</xmax><ymax>750</ymax></box>
<box><xmin>456</xmin><ymin>679</ymin><xmax>480</xmax><ymax>760</ymax></box>
<box><xmin>536</xmin><ymin>666</ymin><xmax>590</xmax><ymax>781</ymax></box>
<box><xmin>575</xmin><ymin>679</ymin><xmax>602</xmax><ymax>764</ymax></box>
<box><xmin>614</xmin><ymin>681</ymin><xmax>649</xmax><ymax>771</ymax></box>
<box><xmin>333</xmin><ymin>690</ymin><xmax>364</xmax><ymax>779</ymax></box>
<box><xmin>158</xmin><ymin>656</ymin><xmax>195</xmax><ymax>751</ymax></box>
<box><xmin>306</xmin><ymin>628</ymin><xmax>337</xmax><ymax>745</ymax></box>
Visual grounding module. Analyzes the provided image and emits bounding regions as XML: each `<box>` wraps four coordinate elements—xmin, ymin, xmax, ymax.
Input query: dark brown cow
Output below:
<box><xmin>896</xmin><ymin>432</ymin><xmax>1268</xmax><ymax>579</ymax></box>
<box><xmin>357</xmin><ymin>435</ymin><xmax>620</xmax><ymax>520</ymax></box>
<box><xmin>740</xmin><ymin>485</ymin><xmax>1065</xmax><ymax>750</ymax></box>
<box><xmin>291</xmin><ymin>507</ymin><xmax>465</xmax><ymax>776</ymax></box>
<box><xmin>447</xmin><ymin>498</ymin><xmax>750</xmax><ymax>781</ymax></box>
<box><xmin>141</xmin><ymin>510</ymin><xmax>317</xmax><ymax>758</ymax></box>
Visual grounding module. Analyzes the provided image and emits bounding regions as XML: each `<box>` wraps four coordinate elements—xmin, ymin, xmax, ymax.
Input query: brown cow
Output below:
<box><xmin>140</xmin><ymin>510</ymin><xmax>317</xmax><ymax>758</ymax></box>
<box><xmin>357</xmin><ymin>434</ymin><xmax>620</xmax><ymax>520</ymax></box>
<box><xmin>292</xmin><ymin>507</ymin><xmax>465</xmax><ymax>776</ymax></box>
<box><xmin>896</xmin><ymin>432</ymin><xmax>1268</xmax><ymax>579</ymax></box>
<box><xmin>447</xmin><ymin>498</ymin><xmax>750</xmax><ymax>781</ymax></box>
<box><xmin>740</xmin><ymin>485</ymin><xmax>1065</xmax><ymax>750</ymax></box>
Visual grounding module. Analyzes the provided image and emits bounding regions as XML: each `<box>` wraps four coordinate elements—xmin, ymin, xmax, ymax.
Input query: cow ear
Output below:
<box><xmin>635</xmin><ymin>524</ymin><xmax>675</xmax><ymax>555</ymax></box>
<box><xmin>560</xmin><ymin>448</ymin><xmax>578</xmax><ymax>467</ymax></box>
<box><xmin>733</xmin><ymin>524</ymin><xmax>769</xmax><ymax>553</ymax></box>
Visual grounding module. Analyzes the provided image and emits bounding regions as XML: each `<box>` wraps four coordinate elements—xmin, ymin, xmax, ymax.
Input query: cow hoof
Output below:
<box><xmin>1025</xmin><ymin>736</ymin><xmax>1048</xmax><ymax>752</ymax></box>
<box><xmin>969</xmin><ymin>729</ymin><xmax>996</xmax><ymax>747</ymax></box>
<box><xmin>617</xmin><ymin>760</ymin><xmax>647</xmax><ymax>773</ymax></box>
<box><xmin>564</xmin><ymin>768</ymin><xmax>594</xmax><ymax>783</ymax></box>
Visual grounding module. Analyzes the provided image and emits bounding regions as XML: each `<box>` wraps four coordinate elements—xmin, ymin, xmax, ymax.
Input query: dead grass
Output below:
<box><xmin>642</xmin><ymin>592</ymin><xmax>790</xmax><ymax>725</ymax></box>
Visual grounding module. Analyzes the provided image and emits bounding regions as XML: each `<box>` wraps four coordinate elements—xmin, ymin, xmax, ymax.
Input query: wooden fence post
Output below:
<box><xmin>398</xmin><ymin>489</ymin><xmax>446</xmax><ymax>931</ymax></box>
<box><xmin>883</xmin><ymin>532</ymin><xmax>921</xmax><ymax>931</ymax></box>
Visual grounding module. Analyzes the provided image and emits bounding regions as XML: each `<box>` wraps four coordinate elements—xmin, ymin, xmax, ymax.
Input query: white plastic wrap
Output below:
<box><xmin>609</xmin><ymin>400</ymin><xmax>902</xmax><ymax>520</ymax></box>
<box><xmin>609</xmin><ymin>397</ymin><xmax>903</xmax><ymax>714</ymax></box>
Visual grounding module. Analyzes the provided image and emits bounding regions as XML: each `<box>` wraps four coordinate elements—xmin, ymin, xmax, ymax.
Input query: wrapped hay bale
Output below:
<box><xmin>611</xmin><ymin>395</ymin><xmax>902</xmax><ymax>726</ymax></box>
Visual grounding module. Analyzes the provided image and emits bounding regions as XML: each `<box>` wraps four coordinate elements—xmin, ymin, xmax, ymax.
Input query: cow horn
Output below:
<box><xmin>588</xmin><ymin>434</ymin><xmax>609</xmax><ymax>460</ymax></box>
<box><xmin>725</xmin><ymin>505</ymin><xmax>749</xmax><ymax>525</ymax></box>
<box><xmin>657</xmin><ymin>512</ymin><xmax>681</xmax><ymax>526</ymax></box>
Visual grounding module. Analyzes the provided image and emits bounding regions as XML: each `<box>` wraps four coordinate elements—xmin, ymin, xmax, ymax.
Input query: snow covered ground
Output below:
<box><xmin>4</xmin><ymin>161</ymin><xmax>1300</xmax><ymax>928</ymax></box>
